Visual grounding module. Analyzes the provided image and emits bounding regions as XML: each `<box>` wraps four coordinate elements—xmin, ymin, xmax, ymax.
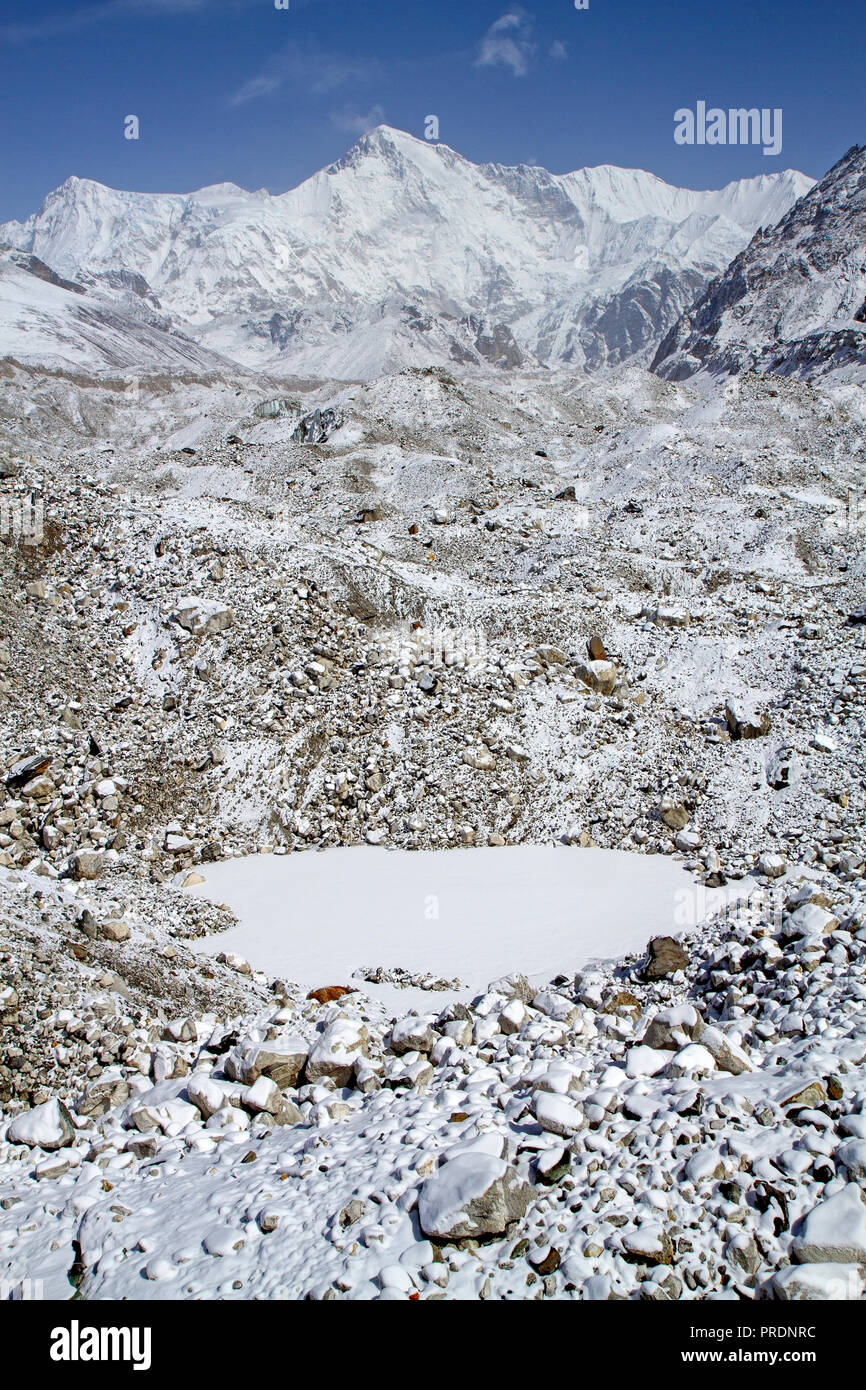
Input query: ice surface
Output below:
<box><xmin>189</xmin><ymin>845</ymin><xmax>728</xmax><ymax>1007</ymax></box>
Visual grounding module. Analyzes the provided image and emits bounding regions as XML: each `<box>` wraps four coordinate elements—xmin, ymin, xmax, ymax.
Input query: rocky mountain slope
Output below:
<box><xmin>652</xmin><ymin>145</ymin><xmax>866</xmax><ymax>385</ymax></box>
<box><xmin>0</xmin><ymin>127</ymin><xmax>813</xmax><ymax>379</ymax></box>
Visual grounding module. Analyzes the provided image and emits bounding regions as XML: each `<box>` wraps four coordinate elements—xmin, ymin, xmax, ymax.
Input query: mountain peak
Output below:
<box><xmin>327</xmin><ymin>123</ymin><xmax>451</xmax><ymax>175</ymax></box>
<box><xmin>0</xmin><ymin>133</ymin><xmax>838</xmax><ymax>382</ymax></box>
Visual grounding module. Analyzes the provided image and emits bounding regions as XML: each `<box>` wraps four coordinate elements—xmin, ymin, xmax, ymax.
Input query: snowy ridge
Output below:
<box><xmin>0</xmin><ymin>126</ymin><xmax>813</xmax><ymax>379</ymax></box>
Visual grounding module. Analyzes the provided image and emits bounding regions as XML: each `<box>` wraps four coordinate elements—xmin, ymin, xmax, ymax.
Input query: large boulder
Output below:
<box><xmin>791</xmin><ymin>1185</ymin><xmax>866</xmax><ymax>1265</ymax></box>
<box><xmin>77</xmin><ymin>1075</ymin><xmax>130</xmax><ymax>1118</ymax></box>
<box><xmin>69</xmin><ymin>849</ymin><xmax>104</xmax><ymax>881</ymax></box>
<box><xmin>641</xmin><ymin>1003</ymin><xmax>703</xmax><ymax>1050</ymax></box>
<box><xmin>698</xmin><ymin>1024</ymin><xmax>753</xmax><ymax>1075</ymax></box>
<box><xmin>173</xmin><ymin>598</ymin><xmax>234</xmax><ymax>637</ymax></box>
<box><xmin>781</xmin><ymin>904</ymin><xmax>839</xmax><ymax>940</ymax></box>
<box><xmin>725</xmin><ymin>697</ymin><xmax>771</xmax><ymax>740</ymax></box>
<box><xmin>7</xmin><ymin>1098</ymin><xmax>75</xmax><ymax>1151</ymax></box>
<box><xmin>418</xmin><ymin>1154</ymin><xmax>531</xmax><ymax>1242</ymax></box>
<box><xmin>575</xmin><ymin>659</ymin><xmax>619</xmax><ymax>696</ymax></box>
<box><xmin>659</xmin><ymin>797</ymin><xmax>690</xmax><ymax>831</ymax></box>
<box><xmin>620</xmin><ymin>1224</ymin><xmax>674</xmax><ymax>1265</ymax></box>
<box><xmin>389</xmin><ymin>1016</ymin><xmax>436</xmax><ymax>1056</ymax></box>
<box><xmin>488</xmin><ymin>972</ymin><xmax>533</xmax><ymax>1003</ymax></box>
<box><xmin>305</xmin><ymin>1019</ymin><xmax>369</xmax><ymax>1087</ymax></box>
<box><xmin>186</xmin><ymin>1073</ymin><xmax>240</xmax><ymax>1120</ymax></box>
<box><xmin>231</xmin><ymin>1037</ymin><xmax>309</xmax><ymax>1090</ymax></box>
<box><xmin>762</xmin><ymin>1264</ymin><xmax>864</xmax><ymax>1301</ymax></box>
<box><xmin>532</xmin><ymin>1091</ymin><xmax>584</xmax><ymax>1137</ymax></box>
<box><xmin>836</xmin><ymin>1139</ymin><xmax>866</xmax><ymax>1181</ymax></box>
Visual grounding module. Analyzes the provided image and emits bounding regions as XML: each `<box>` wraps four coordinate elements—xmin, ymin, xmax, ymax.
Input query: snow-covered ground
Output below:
<box><xmin>187</xmin><ymin>846</ymin><xmax>734</xmax><ymax>1012</ymax></box>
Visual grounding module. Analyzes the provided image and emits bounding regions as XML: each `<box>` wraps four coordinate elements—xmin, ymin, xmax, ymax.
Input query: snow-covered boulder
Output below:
<box><xmin>186</xmin><ymin>1073</ymin><xmax>240</xmax><ymax>1120</ymax></box>
<box><xmin>762</xmin><ymin>1264</ymin><xmax>864</xmax><ymax>1301</ymax></box>
<box><xmin>7</xmin><ymin>1098</ymin><xmax>74</xmax><ymax>1151</ymax></box>
<box><xmin>781</xmin><ymin>904</ymin><xmax>840</xmax><ymax>940</ymax></box>
<box><xmin>575</xmin><ymin>659</ymin><xmax>619</xmax><ymax>695</ymax></box>
<box><xmin>417</xmin><ymin>1153</ymin><xmax>531</xmax><ymax>1242</ymax></box>
<box><xmin>389</xmin><ymin>1016</ymin><xmax>436</xmax><ymax>1055</ymax></box>
<box><xmin>228</xmin><ymin>1036</ymin><xmax>308</xmax><ymax>1090</ymax></box>
<box><xmin>837</xmin><ymin>1139</ymin><xmax>866</xmax><ymax>1180</ymax></box>
<box><xmin>172</xmin><ymin>598</ymin><xmax>234</xmax><ymax>637</ymax></box>
<box><xmin>724</xmin><ymin>697</ymin><xmax>771</xmax><ymax>740</ymax></box>
<box><xmin>532</xmin><ymin>1091</ymin><xmax>584</xmax><ymax>1137</ymax></box>
<box><xmin>305</xmin><ymin>1019</ymin><xmax>369</xmax><ymax>1086</ymax></box>
<box><xmin>791</xmin><ymin>1186</ymin><xmax>866</xmax><ymax>1265</ymax></box>
<box><xmin>641</xmin><ymin>1003</ymin><xmax>703</xmax><ymax>1051</ymax></box>
<box><xmin>698</xmin><ymin>1024</ymin><xmax>753</xmax><ymax>1075</ymax></box>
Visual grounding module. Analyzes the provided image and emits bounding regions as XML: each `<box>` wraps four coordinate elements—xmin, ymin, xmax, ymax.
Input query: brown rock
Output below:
<box><xmin>781</xmin><ymin>1081</ymin><xmax>827</xmax><ymax>1109</ymax></box>
<box><xmin>99</xmin><ymin>918</ymin><xmax>131</xmax><ymax>943</ymax></box>
<box><xmin>621</xmin><ymin>1227</ymin><xmax>674</xmax><ymax>1266</ymax></box>
<box><xmin>307</xmin><ymin>985</ymin><xmax>356</xmax><ymax>1005</ymax></box>
<box><xmin>70</xmin><ymin>849</ymin><xmax>105</xmax><ymax>881</ymax></box>
<box><xmin>644</xmin><ymin>936</ymin><xmax>689</xmax><ymax>981</ymax></box>
<box><xmin>575</xmin><ymin>659</ymin><xmax>618</xmax><ymax>696</ymax></box>
<box><xmin>602</xmin><ymin>990</ymin><xmax>642</xmax><ymax>1017</ymax></box>
<box><xmin>660</xmin><ymin>799</ymin><xmax>690</xmax><ymax>831</ymax></box>
<box><xmin>724</xmin><ymin>698</ymin><xmax>771</xmax><ymax>741</ymax></box>
<box><xmin>533</xmin><ymin>1247</ymin><xmax>562</xmax><ymax>1276</ymax></box>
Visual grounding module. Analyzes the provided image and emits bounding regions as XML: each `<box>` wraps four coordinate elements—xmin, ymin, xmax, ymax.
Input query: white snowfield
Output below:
<box><xmin>0</xmin><ymin>126</ymin><xmax>814</xmax><ymax>378</ymax></box>
<box><xmin>187</xmin><ymin>846</ymin><xmax>725</xmax><ymax>1008</ymax></box>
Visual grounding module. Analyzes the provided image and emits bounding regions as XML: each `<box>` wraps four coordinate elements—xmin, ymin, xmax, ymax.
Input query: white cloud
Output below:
<box><xmin>549</xmin><ymin>40</ymin><xmax>568</xmax><ymax>61</ymax></box>
<box><xmin>475</xmin><ymin>9</ymin><xmax>537</xmax><ymax>77</ymax></box>
<box><xmin>230</xmin><ymin>42</ymin><xmax>378</xmax><ymax>107</ymax></box>
<box><xmin>1</xmin><ymin>0</ymin><xmax>329</xmax><ymax>45</ymax></box>
<box><xmin>329</xmin><ymin>104</ymin><xmax>386</xmax><ymax>136</ymax></box>
<box><xmin>1</xmin><ymin>0</ymin><xmax>210</xmax><ymax>44</ymax></box>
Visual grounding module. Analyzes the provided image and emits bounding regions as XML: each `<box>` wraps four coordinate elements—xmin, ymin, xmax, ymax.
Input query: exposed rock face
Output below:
<box><xmin>652</xmin><ymin>144</ymin><xmax>866</xmax><ymax>385</ymax></box>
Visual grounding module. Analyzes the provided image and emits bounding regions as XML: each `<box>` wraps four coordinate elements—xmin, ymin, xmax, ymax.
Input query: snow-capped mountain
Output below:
<box><xmin>0</xmin><ymin>248</ymin><xmax>240</xmax><ymax>376</ymax></box>
<box><xmin>652</xmin><ymin>144</ymin><xmax>866</xmax><ymax>385</ymax></box>
<box><xmin>0</xmin><ymin>125</ymin><xmax>813</xmax><ymax>379</ymax></box>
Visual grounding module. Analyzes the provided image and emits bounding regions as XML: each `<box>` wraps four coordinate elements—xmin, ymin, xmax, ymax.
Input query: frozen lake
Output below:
<box><xmin>187</xmin><ymin>845</ymin><xmax>734</xmax><ymax>1012</ymax></box>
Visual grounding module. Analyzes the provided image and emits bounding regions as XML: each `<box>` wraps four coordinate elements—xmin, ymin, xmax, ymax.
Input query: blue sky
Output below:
<box><xmin>0</xmin><ymin>0</ymin><xmax>862</xmax><ymax>220</ymax></box>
